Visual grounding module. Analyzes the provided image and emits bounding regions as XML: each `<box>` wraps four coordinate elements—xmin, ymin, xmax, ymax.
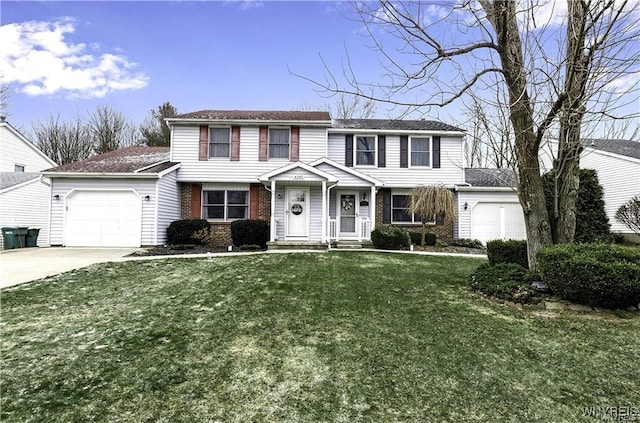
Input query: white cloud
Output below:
<box><xmin>0</xmin><ymin>19</ymin><xmax>148</xmax><ymax>98</ymax></box>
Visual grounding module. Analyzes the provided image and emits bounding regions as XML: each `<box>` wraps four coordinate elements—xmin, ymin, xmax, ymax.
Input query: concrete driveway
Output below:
<box><xmin>0</xmin><ymin>247</ymin><xmax>141</xmax><ymax>289</ymax></box>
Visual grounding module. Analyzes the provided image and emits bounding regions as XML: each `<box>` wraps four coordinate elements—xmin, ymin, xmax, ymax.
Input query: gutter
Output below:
<box><xmin>327</xmin><ymin>128</ymin><xmax>466</xmax><ymax>136</ymax></box>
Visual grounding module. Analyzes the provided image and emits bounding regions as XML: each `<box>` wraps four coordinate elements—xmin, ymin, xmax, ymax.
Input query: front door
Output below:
<box><xmin>286</xmin><ymin>188</ymin><xmax>309</xmax><ymax>237</ymax></box>
<box><xmin>338</xmin><ymin>193</ymin><xmax>357</xmax><ymax>237</ymax></box>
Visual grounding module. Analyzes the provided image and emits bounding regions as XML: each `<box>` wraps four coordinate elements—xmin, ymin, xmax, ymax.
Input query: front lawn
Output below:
<box><xmin>1</xmin><ymin>252</ymin><xmax>638</xmax><ymax>422</ymax></box>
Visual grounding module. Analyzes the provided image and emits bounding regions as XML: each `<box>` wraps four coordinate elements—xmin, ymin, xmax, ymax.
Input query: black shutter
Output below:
<box><xmin>378</xmin><ymin>135</ymin><xmax>386</xmax><ymax>167</ymax></box>
<box><xmin>383</xmin><ymin>188</ymin><xmax>391</xmax><ymax>223</ymax></box>
<box><xmin>400</xmin><ymin>136</ymin><xmax>408</xmax><ymax>168</ymax></box>
<box><xmin>345</xmin><ymin>134</ymin><xmax>353</xmax><ymax>167</ymax></box>
<box><xmin>433</xmin><ymin>136</ymin><xmax>441</xmax><ymax>168</ymax></box>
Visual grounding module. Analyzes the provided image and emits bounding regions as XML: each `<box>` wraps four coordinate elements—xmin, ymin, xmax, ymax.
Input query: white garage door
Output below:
<box><xmin>65</xmin><ymin>190</ymin><xmax>142</xmax><ymax>247</ymax></box>
<box><xmin>471</xmin><ymin>202</ymin><xmax>526</xmax><ymax>245</ymax></box>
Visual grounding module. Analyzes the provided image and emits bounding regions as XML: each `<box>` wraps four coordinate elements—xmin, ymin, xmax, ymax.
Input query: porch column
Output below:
<box><xmin>270</xmin><ymin>180</ymin><xmax>277</xmax><ymax>242</ymax></box>
<box><xmin>321</xmin><ymin>181</ymin><xmax>327</xmax><ymax>243</ymax></box>
<box><xmin>370</xmin><ymin>186</ymin><xmax>377</xmax><ymax>229</ymax></box>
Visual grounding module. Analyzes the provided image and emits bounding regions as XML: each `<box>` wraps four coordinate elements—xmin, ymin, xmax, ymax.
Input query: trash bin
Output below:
<box><xmin>26</xmin><ymin>227</ymin><xmax>40</xmax><ymax>247</ymax></box>
<box><xmin>1</xmin><ymin>227</ymin><xmax>28</xmax><ymax>249</ymax></box>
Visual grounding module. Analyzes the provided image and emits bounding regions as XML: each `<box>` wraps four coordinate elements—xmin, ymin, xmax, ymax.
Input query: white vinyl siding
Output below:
<box><xmin>0</xmin><ymin>178</ymin><xmax>51</xmax><ymax>249</ymax></box>
<box><xmin>0</xmin><ymin>123</ymin><xmax>56</xmax><ymax>172</ymax></box>
<box><xmin>327</xmin><ymin>134</ymin><xmax>465</xmax><ymax>187</ymax></box>
<box><xmin>49</xmin><ymin>178</ymin><xmax>158</xmax><ymax>246</ymax></box>
<box><xmin>580</xmin><ymin>151</ymin><xmax>640</xmax><ymax>234</ymax></box>
<box><xmin>171</xmin><ymin>125</ymin><xmax>328</xmax><ymax>182</ymax></box>
<box><xmin>156</xmin><ymin>170</ymin><xmax>181</xmax><ymax>245</ymax></box>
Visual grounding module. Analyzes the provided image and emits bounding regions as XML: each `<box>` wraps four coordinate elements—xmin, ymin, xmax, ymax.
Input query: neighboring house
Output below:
<box><xmin>541</xmin><ymin>138</ymin><xmax>640</xmax><ymax>241</ymax></box>
<box><xmin>42</xmin><ymin>147</ymin><xmax>181</xmax><ymax>247</ymax></box>
<box><xmin>42</xmin><ymin>109</ymin><xmax>532</xmax><ymax>248</ymax></box>
<box><xmin>0</xmin><ymin>117</ymin><xmax>57</xmax><ymax>249</ymax></box>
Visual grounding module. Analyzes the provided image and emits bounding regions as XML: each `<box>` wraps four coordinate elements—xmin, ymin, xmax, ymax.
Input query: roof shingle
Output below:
<box><xmin>45</xmin><ymin>146</ymin><xmax>174</xmax><ymax>174</ymax></box>
<box><xmin>582</xmin><ymin>138</ymin><xmax>640</xmax><ymax>160</ymax></box>
<box><xmin>0</xmin><ymin>172</ymin><xmax>41</xmax><ymax>190</ymax></box>
<box><xmin>332</xmin><ymin>119</ymin><xmax>464</xmax><ymax>132</ymax></box>
<box><xmin>174</xmin><ymin>110</ymin><xmax>331</xmax><ymax>121</ymax></box>
<box><xmin>464</xmin><ymin>168</ymin><xmax>516</xmax><ymax>187</ymax></box>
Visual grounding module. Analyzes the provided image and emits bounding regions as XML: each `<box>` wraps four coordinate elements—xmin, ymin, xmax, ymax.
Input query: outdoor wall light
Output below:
<box><xmin>463</xmin><ymin>202</ymin><xmax>468</xmax><ymax>210</ymax></box>
<box><xmin>144</xmin><ymin>195</ymin><xmax>151</xmax><ymax>201</ymax></box>
<box><xmin>53</xmin><ymin>194</ymin><xmax>60</xmax><ymax>201</ymax></box>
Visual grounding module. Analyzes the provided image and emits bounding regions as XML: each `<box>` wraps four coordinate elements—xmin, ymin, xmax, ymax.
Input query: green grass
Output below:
<box><xmin>1</xmin><ymin>252</ymin><xmax>639</xmax><ymax>422</ymax></box>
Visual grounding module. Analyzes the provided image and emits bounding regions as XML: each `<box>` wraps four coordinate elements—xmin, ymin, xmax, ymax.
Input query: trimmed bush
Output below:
<box><xmin>537</xmin><ymin>244</ymin><xmax>640</xmax><ymax>309</ymax></box>
<box><xmin>452</xmin><ymin>238</ymin><xmax>484</xmax><ymax>249</ymax></box>
<box><xmin>486</xmin><ymin>239</ymin><xmax>528</xmax><ymax>269</ymax></box>
<box><xmin>167</xmin><ymin>219</ymin><xmax>210</xmax><ymax>245</ymax></box>
<box><xmin>409</xmin><ymin>231</ymin><xmax>437</xmax><ymax>246</ymax></box>
<box><xmin>469</xmin><ymin>263</ymin><xmax>540</xmax><ymax>304</ymax></box>
<box><xmin>230</xmin><ymin>219</ymin><xmax>269</xmax><ymax>249</ymax></box>
<box><xmin>371</xmin><ymin>226</ymin><xmax>410</xmax><ymax>250</ymax></box>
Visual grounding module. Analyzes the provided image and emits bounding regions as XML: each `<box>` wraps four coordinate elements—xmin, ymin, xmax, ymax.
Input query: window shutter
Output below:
<box><xmin>382</xmin><ymin>188</ymin><xmax>391</xmax><ymax>223</ymax></box>
<box><xmin>378</xmin><ymin>135</ymin><xmax>386</xmax><ymax>167</ymax></box>
<box><xmin>231</xmin><ymin>126</ymin><xmax>240</xmax><ymax>161</ymax></box>
<box><xmin>191</xmin><ymin>184</ymin><xmax>202</xmax><ymax>218</ymax></box>
<box><xmin>290</xmin><ymin>126</ymin><xmax>300</xmax><ymax>162</ymax></box>
<box><xmin>400</xmin><ymin>136</ymin><xmax>408</xmax><ymax>168</ymax></box>
<box><xmin>249</xmin><ymin>184</ymin><xmax>260</xmax><ymax>219</ymax></box>
<box><xmin>433</xmin><ymin>136</ymin><xmax>441</xmax><ymax>168</ymax></box>
<box><xmin>199</xmin><ymin>126</ymin><xmax>208</xmax><ymax>161</ymax></box>
<box><xmin>259</xmin><ymin>126</ymin><xmax>268</xmax><ymax>161</ymax></box>
<box><xmin>345</xmin><ymin>134</ymin><xmax>354</xmax><ymax>167</ymax></box>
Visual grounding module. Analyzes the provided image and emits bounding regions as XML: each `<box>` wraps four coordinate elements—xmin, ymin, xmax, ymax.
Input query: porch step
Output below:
<box><xmin>267</xmin><ymin>241</ymin><xmax>329</xmax><ymax>251</ymax></box>
<box><xmin>333</xmin><ymin>241</ymin><xmax>370</xmax><ymax>249</ymax></box>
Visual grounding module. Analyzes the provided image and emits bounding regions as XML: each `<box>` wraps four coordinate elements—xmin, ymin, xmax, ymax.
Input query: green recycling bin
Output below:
<box><xmin>1</xmin><ymin>227</ymin><xmax>28</xmax><ymax>249</ymax></box>
<box><xmin>26</xmin><ymin>227</ymin><xmax>41</xmax><ymax>247</ymax></box>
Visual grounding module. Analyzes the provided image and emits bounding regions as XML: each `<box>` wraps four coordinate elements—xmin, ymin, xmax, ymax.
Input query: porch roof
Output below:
<box><xmin>309</xmin><ymin>158</ymin><xmax>383</xmax><ymax>187</ymax></box>
<box><xmin>258</xmin><ymin>161</ymin><xmax>338</xmax><ymax>184</ymax></box>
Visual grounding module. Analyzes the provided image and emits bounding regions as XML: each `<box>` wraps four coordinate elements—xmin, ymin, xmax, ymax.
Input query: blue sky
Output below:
<box><xmin>1</xmin><ymin>1</ymin><xmax>638</xmax><ymax>139</ymax></box>
<box><xmin>2</xmin><ymin>1</ymin><xmax>407</xmax><ymax>130</ymax></box>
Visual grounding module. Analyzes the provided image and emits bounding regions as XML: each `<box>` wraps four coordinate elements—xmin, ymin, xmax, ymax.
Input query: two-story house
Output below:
<box><xmin>44</xmin><ymin>109</ymin><xmax>528</xmax><ymax>248</ymax></box>
<box><xmin>0</xmin><ymin>117</ymin><xmax>57</xmax><ymax>249</ymax></box>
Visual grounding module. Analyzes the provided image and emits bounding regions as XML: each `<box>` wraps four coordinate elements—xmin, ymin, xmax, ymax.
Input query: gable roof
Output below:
<box><xmin>0</xmin><ymin>172</ymin><xmax>41</xmax><ymax>191</ymax></box>
<box><xmin>582</xmin><ymin>138</ymin><xmax>640</xmax><ymax>160</ymax></box>
<box><xmin>0</xmin><ymin>119</ymin><xmax>57</xmax><ymax>168</ymax></box>
<box><xmin>44</xmin><ymin>146</ymin><xmax>176</xmax><ymax>174</ymax></box>
<box><xmin>464</xmin><ymin>168</ymin><xmax>516</xmax><ymax>188</ymax></box>
<box><xmin>173</xmin><ymin>110</ymin><xmax>332</xmax><ymax>122</ymax></box>
<box><xmin>332</xmin><ymin>119</ymin><xmax>464</xmax><ymax>132</ymax></box>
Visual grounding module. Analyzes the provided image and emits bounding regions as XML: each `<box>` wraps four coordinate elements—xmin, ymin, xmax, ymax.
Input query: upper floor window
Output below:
<box><xmin>356</xmin><ymin>136</ymin><xmax>376</xmax><ymax>166</ymax></box>
<box><xmin>392</xmin><ymin>194</ymin><xmax>422</xmax><ymax>224</ymax></box>
<box><xmin>209</xmin><ymin>128</ymin><xmax>230</xmax><ymax>158</ymax></box>
<box><xmin>410</xmin><ymin>137</ymin><xmax>431</xmax><ymax>167</ymax></box>
<box><xmin>14</xmin><ymin>164</ymin><xmax>25</xmax><ymax>172</ymax></box>
<box><xmin>269</xmin><ymin>128</ymin><xmax>290</xmax><ymax>159</ymax></box>
<box><xmin>203</xmin><ymin>190</ymin><xmax>248</xmax><ymax>221</ymax></box>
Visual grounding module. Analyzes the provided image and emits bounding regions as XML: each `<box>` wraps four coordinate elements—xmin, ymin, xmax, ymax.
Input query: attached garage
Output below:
<box><xmin>43</xmin><ymin>147</ymin><xmax>182</xmax><ymax>248</ymax></box>
<box><xmin>65</xmin><ymin>190</ymin><xmax>142</xmax><ymax>247</ymax></box>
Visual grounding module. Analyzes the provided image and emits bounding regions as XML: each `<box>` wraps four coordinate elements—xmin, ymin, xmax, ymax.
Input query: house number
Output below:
<box><xmin>293</xmin><ymin>175</ymin><xmax>305</xmax><ymax>180</ymax></box>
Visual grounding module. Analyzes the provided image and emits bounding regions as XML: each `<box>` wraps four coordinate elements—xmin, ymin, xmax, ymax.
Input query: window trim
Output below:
<box><xmin>391</xmin><ymin>191</ymin><xmax>436</xmax><ymax>225</ymax></box>
<box><xmin>208</xmin><ymin>127</ymin><xmax>231</xmax><ymax>159</ymax></box>
<box><xmin>268</xmin><ymin>127</ymin><xmax>290</xmax><ymax>160</ymax></box>
<box><xmin>202</xmin><ymin>189</ymin><xmax>249</xmax><ymax>221</ymax></box>
<box><xmin>409</xmin><ymin>135</ymin><xmax>432</xmax><ymax>168</ymax></box>
<box><xmin>354</xmin><ymin>134</ymin><xmax>377</xmax><ymax>167</ymax></box>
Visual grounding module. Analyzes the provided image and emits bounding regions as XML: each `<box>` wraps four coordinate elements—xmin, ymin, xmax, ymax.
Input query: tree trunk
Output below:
<box><xmin>482</xmin><ymin>0</ymin><xmax>553</xmax><ymax>269</ymax></box>
<box><xmin>554</xmin><ymin>0</ymin><xmax>590</xmax><ymax>244</ymax></box>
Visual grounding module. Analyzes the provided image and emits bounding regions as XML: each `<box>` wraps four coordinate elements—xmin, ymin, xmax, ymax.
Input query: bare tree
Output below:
<box><xmin>32</xmin><ymin>114</ymin><xmax>93</xmax><ymax>165</ymax></box>
<box><xmin>295</xmin><ymin>94</ymin><xmax>377</xmax><ymax>119</ymax></box>
<box><xmin>140</xmin><ymin>102</ymin><xmax>178</xmax><ymax>147</ymax></box>
<box><xmin>615</xmin><ymin>197</ymin><xmax>640</xmax><ymax>236</ymax></box>
<box><xmin>0</xmin><ymin>78</ymin><xmax>11</xmax><ymax>117</ymax></box>
<box><xmin>89</xmin><ymin>106</ymin><xmax>139</xmax><ymax>154</ymax></box>
<box><xmin>297</xmin><ymin>1</ymin><xmax>639</xmax><ymax>269</ymax></box>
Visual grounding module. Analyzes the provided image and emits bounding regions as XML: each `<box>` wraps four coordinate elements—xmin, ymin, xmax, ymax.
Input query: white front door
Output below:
<box><xmin>286</xmin><ymin>188</ymin><xmax>309</xmax><ymax>237</ymax></box>
<box><xmin>338</xmin><ymin>193</ymin><xmax>358</xmax><ymax>237</ymax></box>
